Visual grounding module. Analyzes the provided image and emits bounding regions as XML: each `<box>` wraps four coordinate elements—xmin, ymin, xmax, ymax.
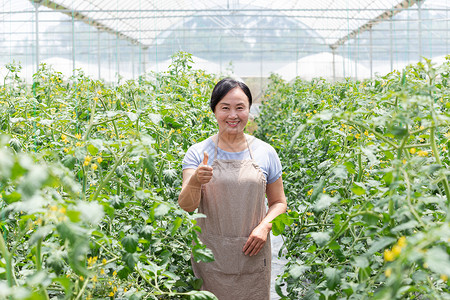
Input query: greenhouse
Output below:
<box><xmin>1</xmin><ymin>0</ymin><xmax>450</xmax><ymax>299</ymax></box>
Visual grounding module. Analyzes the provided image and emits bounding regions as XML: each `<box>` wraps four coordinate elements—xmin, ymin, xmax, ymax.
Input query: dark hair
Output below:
<box><xmin>210</xmin><ymin>78</ymin><xmax>252</xmax><ymax>112</ymax></box>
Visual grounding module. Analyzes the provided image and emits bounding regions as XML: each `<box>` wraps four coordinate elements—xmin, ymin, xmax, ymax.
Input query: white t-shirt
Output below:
<box><xmin>182</xmin><ymin>134</ymin><xmax>282</xmax><ymax>184</ymax></box>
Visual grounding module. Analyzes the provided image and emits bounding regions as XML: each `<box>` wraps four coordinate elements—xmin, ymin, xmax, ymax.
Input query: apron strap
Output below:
<box><xmin>214</xmin><ymin>134</ymin><xmax>254</xmax><ymax>160</ymax></box>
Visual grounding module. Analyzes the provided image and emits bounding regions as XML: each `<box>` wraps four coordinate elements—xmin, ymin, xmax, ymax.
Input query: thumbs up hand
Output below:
<box><xmin>195</xmin><ymin>151</ymin><xmax>213</xmax><ymax>184</ymax></box>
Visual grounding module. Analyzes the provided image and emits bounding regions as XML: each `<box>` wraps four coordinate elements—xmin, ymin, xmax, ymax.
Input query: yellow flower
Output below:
<box><xmin>64</xmin><ymin>148</ymin><xmax>69</xmax><ymax>153</ymax></box>
<box><xmin>75</xmin><ymin>133</ymin><xmax>82</xmax><ymax>140</ymax></box>
<box><xmin>102</xmin><ymin>258</ymin><xmax>107</xmax><ymax>265</ymax></box>
<box><xmin>402</xmin><ymin>159</ymin><xmax>406</xmax><ymax>164</ymax></box>
<box><xmin>50</xmin><ymin>205</ymin><xmax>58</xmax><ymax>211</ymax></box>
<box><xmin>97</xmin><ymin>90</ymin><xmax>102</xmax><ymax>95</ymax></box>
<box><xmin>307</xmin><ymin>189</ymin><xmax>314</xmax><ymax>196</ymax></box>
<box><xmin>355</xmin><ymin>133</ymin><xmax>361</xmax><ymax>139</ymax></box>
<box><xmin>100</xmin><ymin>268</ymin><xmax>105</xmax><ymax>275</ymax></box>
<box><xmin>440</xmin><ymin>274</ymin><xmax>448</xmax><ymax>282</ymax></box>
<box><xmin>91</xmin><ymin>164</ymin><xmax>98</xmax><ymax>170</ymax></box>
<box><xmin>409</xmin><ymin>148</ymin><xmax>416</xmax><ymax>154</ymax></box>
<box><xmin>59</xmin><ymin>207</ymin><xmax>66</xmax><ymax>214</ymax></box>
<box><xmin>417</xmin><ymin>150</ymin><xmax>428</xmax><ymax>157</ymax></box>
<box><xmin>97</xmin><ymin>157</ymin><xmax>103</xmax><ymax>163</ymax></box>
<box><xmin>93</xmin><ymin>97</ymin><xmax>98</xmax><ymax>101</ymax></box>
<box><xmin>75</xmin><ymin>142</ymin><xmax>81</xmax><ymax>147</ymax></box>
<box><xmin>423</xmin><ymin>263</ymin><xmax>429</xmax><ymax>269</ymax></box>
<box><xmin>61</xmin><ymin>134</ymin><xmax>67</xmax><ymax>141</ymax></box>
<box><xmin>287</xmin><ymin>209</ymin><xmax>292</xmax><ymax>213</ymax></box>
<box><xmin>397</xmin><ymin>236</ymin><xmax>407</xmax><ymax>248</ymax></box>
<box><xmin>92</xmin><ymin>275</ymin><xmax>98</xmax><ymax>282</ymax></box>
<box><xmin>384</xmin><ymin>249</ymin><xmax>395</xmax><ymax>262</ymax></box>
<box><xmin>392</xmin><ymin>245</ymin><xmax>402</xmax><ymax>257</ymax></box>
<box><xmin>80</xmin><ymin>276</ymin><xmax>84</xmax><ymax>281</ymax></box>
<box><xmin>385</xmin><ymin>268</ymin><xmax>392</xmax><ymax>277</ymax></box>
<box><xmin>419</xmin><ymin>126</ymin><xmax>425</xmax><ymax>130</ymax></box>
<box><xmin>109</xmin><ymin>292</ymin><xmax>115</xmax><ymax>297</ymax></box>
<box><xmin>364</xmin><ymin>130</ymin><xmax>369</xmax><ymax>136</ymax></box>
<box><xmin>113</xmin><ymin>270</ymin><xmax>117</xmax><ymax>277</ymax></box>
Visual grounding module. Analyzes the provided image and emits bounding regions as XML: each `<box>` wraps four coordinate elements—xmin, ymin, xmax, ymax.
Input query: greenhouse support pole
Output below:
<box><xmin>332</xmin><ymin>49</ymin><xmax>336</xmax><ymax>82</ymax></box>
<box><xmin>116</xmin><ymin>33</ymin><xmax>120</xmax><ymax>79</ymax></box>
<box><xmin>369</xmin><ymin>27</ymin><xmax>373</xmax><ymax>79</ymax></box>
<box><xmin>355</xmin><ymin>33</ymin><xmax>359</xmax><ymax>80</ymax></box>
<box><xmin>97</xmin><ymin>30</ymin><xmax>101</xmax><ymax>80</ymax></box>
<box><xmin>142</xmin><ymin>47</ymin><xmax>148</xmax><ymax>75</ymax></box>
<box><xmin>72</xmin><ymin>11</ymin><xmax>75</xmax><ymax>76</ymax></box>
<box><xmin>418</xmin><ymin>2</ymin><xmax>422</xmax><ymax>62</ymax></box>
<box><xmin>131</xmin><ymin>45</ymin><xmax>135</xmax><ymax>79</ymax></box>
<box><xmin>33</xmin><ymin>2</ymin><xmax>40</xmax><ymax>74</ymax></box>
<box><xmin>219</xmin><ymin>36</ymin><xmax>222</xmax><ymax>74</ymax></box>
<box><xmin>390</xmin><ymin>18</ymin><xmax>393</xmax><ymax>72</ymax></box>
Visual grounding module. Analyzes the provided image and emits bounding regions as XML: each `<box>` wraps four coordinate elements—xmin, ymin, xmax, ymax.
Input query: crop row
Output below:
<box><xmin>255</xmin><ymin>58</ymin><xmax>450</xmax><ymax>299</ymax></box>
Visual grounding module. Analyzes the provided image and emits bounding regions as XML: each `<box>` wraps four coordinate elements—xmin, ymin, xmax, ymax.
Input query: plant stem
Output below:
<box><xmin>0</xmin><ymin>232</ymin><xmax>14</xmax><ymax>287</ymax></box>
<box><xmin>430</xmin><ymin>126</ymin><xmax>450</xmax><ymax>207</ymax></box>
<box><xmin>91</xmin><ymin>144</ymin><xmax>133</xmax><ymax>202</ymax></box>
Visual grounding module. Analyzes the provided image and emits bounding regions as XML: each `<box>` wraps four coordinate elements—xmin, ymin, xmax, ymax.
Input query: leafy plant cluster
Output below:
<box><xmin>256</xmin><ymin>58</ymin><xmax>450</xmax><ymax>299</ymax></box>
<box><xmin>0</xmin><ymin>52</ymin><xmax>219</xmax><ymax>299</ymax></box>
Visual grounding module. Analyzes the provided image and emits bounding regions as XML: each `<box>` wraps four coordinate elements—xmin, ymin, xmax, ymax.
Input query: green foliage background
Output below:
<box><xmin>0</xmin><ymin>52</ymin><xmax>218</xmax><ymax>299</ymax></box>
<box><xmin>1</xmin><ymin>52</ymin><xmax>450</xmax><ymax>300</ymax></box>
<box><xmin>256</xmin><ymin>58</ymin><xmax>450</xmax><ymax>299</ymax></box>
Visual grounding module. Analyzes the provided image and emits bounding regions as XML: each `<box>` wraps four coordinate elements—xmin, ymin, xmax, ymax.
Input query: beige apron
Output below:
<box><xmin>192</xmin><ymin>135</ymin><xmax>271</xmax><ymax>300</ymax></box>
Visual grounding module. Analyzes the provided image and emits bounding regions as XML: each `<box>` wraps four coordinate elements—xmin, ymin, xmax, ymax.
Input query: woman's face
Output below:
<box><xmin>214</xmin><ymin>87</ymin><xmax>250</xmax><ymax>136</ymax></box>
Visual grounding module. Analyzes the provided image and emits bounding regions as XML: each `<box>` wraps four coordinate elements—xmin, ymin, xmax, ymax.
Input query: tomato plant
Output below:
<box><xmin>0</xmin><ymin>52</ymin><xmax>219</xmax><ymax>299</ymax></box>
<box><xmin>257</xmin><ymin>58</ymin><xmax>450</xmax><ymax>299</ymax></box>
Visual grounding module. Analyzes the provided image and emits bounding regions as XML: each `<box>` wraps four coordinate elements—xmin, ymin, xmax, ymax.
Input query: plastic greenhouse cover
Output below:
<box><xmin>26</xmin><ymin>0</ymin><xmax>413</xmax><ymax>46</ymax></box>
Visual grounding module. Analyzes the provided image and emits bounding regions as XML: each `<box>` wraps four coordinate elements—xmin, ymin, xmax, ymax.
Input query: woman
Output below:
<box><xmin>178</xmin><ymin>78</ymin><xmax>287</xmax><ymax>299</ymax></box>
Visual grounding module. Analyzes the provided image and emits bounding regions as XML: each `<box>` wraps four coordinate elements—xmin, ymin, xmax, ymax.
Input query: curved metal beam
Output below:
<box><xmin>330</xmin><ymin>0</ymin><xmax>422</xmax><ymax>50</ymax></box>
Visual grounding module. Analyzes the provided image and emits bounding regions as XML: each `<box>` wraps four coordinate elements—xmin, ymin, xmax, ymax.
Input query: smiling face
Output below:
<box><xmin>214</xmin><ymin>87</ymin><xmax>250</xmax><ymax>137</ymax></box>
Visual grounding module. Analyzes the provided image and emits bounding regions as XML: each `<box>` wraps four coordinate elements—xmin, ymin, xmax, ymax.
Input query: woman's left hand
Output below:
<box><xmin>242</xmin><ymin>224</ymin><xmax>271</xmax><ymax>256</ymax></box>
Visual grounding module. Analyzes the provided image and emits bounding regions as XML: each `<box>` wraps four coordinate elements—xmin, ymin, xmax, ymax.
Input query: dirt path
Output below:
<box><xmin>270</xmin><ymin>233</ymin><xmax>288</xmax><ymax>299</ymax></box>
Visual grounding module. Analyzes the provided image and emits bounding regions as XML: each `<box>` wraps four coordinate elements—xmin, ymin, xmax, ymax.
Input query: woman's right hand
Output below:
<box><xmin>194</xmin><ymin>152</ymin><xmax>213</xmax><ymax>184</ymax></box>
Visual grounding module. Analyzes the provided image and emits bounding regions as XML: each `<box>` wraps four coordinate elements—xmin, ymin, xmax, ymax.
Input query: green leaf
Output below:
<box><xmin>311</xmin><ymin>232</ymin><xmax>330</xmax><ymax>247</ymax></box>
<box><xmin>140</xmin><ymin>225</ymin><xmax>153</xmax><ymax>240</ymax></box>
<box><xmin>53</xmin><ymin>277</ymin><xmax>73</xmax><ymax>296</ymax></box>
<box><xmin>353</xmin><ymin>256</ymin><xmax>369</xmax><ymax>268</ymax></box>
<box><xmin>154</xmin><ymin>203</ymin><xmax>170</xmax><ymax>218</ymax></box>
<box><xmin>391</xmin><ymin>220</ymin><xmax>418</xmax><ymax>233</ymax></box>
<box><xmin>122</xmin><ymin>234</ymin><xmax>139</xmax><ymax>253</ymax></box>
<box><xmin>351</xmin><ymin>183</ymin><xmax>365</xmax><ymax>196</ymax></box>
<box><xmin>366</xmin><ymin>237</ymin><xmax>396</xmax><ymax>256</ymax></box>
<box><xmin>143</xmin><ymin>155</ymin><xmax>156</xmax><ymax>174</ymax></box>
<box><xmin>192</xmin><ymin>245</ymin><xmax>214</xmax><ymax>263</ymax></box>
<box><xmin>123</xmin><ymin>253</ymin><xmax>138</xmax><ymax>270</ymax></box>
<box><xmin>171</xmin><ymin>217</ymin><xmax>183</xmax><ymax>236</ymax></box>
<box><xmin>314</xmin><ymin>194</ymin><xmax>337</xmax><ymax>211</ymax></box>
<box><xmin>289</xmin><ymin>264</ymin><xmax>310</xmax><ymax>280</ymax></box>
<box><xmin>2</xmin><ymin>191</ymin><xmax>21</xmax><ymax>204</ymax></box>
<box><xmin>271</xmin><ymin>213</ymin><xmax>292</xmax><ymax>236</ymax></box>
<box><xmin>343</xmin><ymin>161</ymin><xmax>356</xmax><ymax>174</ymax></box>
<box><xmin>425</xmin><ymin>247</ymin><xmax>450</xmax><ymax>276</ymax></box>
<box><xmin>383</xmin><ymin>172</ymin><xmax>393</xmax><ymax>186</ymax></box>
<box><xmin>324</xmin><ymin>267</ymin><xmax>340</xmax><ymax>290</ymax></box>
<box><xmin>187</xmin><ymin>290</ymin><xmax>218</xmax><ymax>300</ymax></box>
<box><xmin>62</xmin><ymin>155</ymin><xmax>77</xmax><ymax>170</ymax></box>
<box><xmin>87</xmin><ymin>144</ymin><xmax>99</xmax><ymax>156</ymax></box>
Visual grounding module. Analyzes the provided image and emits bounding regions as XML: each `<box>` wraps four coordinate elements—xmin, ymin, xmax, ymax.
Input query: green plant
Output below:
<box><xmin>257</xmin><ymin>58</ymin><xmax>450</xmax><ymax>299</ymax></box>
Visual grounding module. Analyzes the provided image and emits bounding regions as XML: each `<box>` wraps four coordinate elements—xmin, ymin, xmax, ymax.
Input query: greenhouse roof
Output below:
<box><xmin>32</xmin><ymin>0</ymin><xmax>421</xmax><ymax>49</ymax></box>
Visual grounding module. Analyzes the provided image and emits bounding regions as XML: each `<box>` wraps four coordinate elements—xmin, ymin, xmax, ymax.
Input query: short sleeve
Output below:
<box><xmin>266</xmin><ymin>146</ymin><xmax>282</xmax><ymax>184</ymax></box>
<box><xmin>182</xmin><ymin>146</ymin><xmax>201</xmax><ymax>170</ymax></box>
